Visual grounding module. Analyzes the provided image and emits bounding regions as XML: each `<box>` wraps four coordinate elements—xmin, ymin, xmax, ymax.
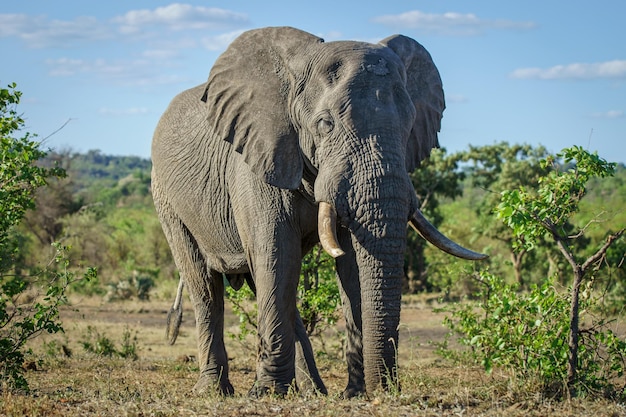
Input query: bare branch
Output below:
<box><xmin>40</xmin><ymin>118</ymin><xmax>73</xmax><ymax>145</ymax></box>
<box><xmin>568</xmin><ymin>211</ymin><xmax>610</xmax><ymax>239</ymax></box>
<box><xmin>556</xmin><ymin>238</ymin><xmax>581</xmax><ymax>276</ymax></box>
<box><xmin>582</xmin><ymin>229</ymin><xmax>625</xmax><ymax>273</ymax></box>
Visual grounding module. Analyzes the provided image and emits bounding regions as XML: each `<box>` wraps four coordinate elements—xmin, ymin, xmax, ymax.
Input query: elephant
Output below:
<box><xmin>151</xmin><ymin>26</ymin><xmax>486</xmax><ymax>398</ymax></box>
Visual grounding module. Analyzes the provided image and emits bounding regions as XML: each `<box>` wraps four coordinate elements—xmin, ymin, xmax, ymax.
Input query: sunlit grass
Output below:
<box><xmin>2</xmin><ymin>297</ymin><xmax>625</xmax><ymax>416</ymax></box>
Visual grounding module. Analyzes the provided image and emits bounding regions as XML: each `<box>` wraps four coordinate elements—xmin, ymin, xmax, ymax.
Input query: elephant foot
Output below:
<box><xmin>295</xmin><ymin>371</ymin><xmax>328</xmax><ymax>396</ymax></box>
<box><xmin>193</xmin><ymin>374</ymin><xmax>234</xmax><ymax>397</ymax></box>
<box><xmin>297</xmin><ymin>380</ymin><xmax>328</xmax><ymax>396</ymax></box>
<box><xmin>340</xmin><ymin>384</ymin><xmax>367</xmax><ymax>399</ymax></box>
<box><xmin>247</xmin><ymin>381</ymin><xmax>293</xmax><ymax>398</ymax></box>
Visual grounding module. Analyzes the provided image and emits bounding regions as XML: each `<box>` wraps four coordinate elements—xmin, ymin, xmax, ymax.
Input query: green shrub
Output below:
<box><xmin>226</xmin><ymin>245</ymin><xmax>341</xmax><ymax>354</ymax></box>
<box><xmin>298</xmin><ymin>245</ymin><xmax>341</xmax><ymax>339</ymax></box>
<box><xmin>80</xmin><ymin>325</ymin><xmax>138</xmax><ymax>360</ymax></box>
<box><xmin>494</xmin><ymin>146</ymin><xmax>624</xmax><ymax>396</ymax></box>
<box><xmin>0</xmin><ymin>83</ymin><xmax>94</xmax><ymax>391</ymax></box>
<box><xmin>225</xmin><ymin>282</ymin><xmax>257</xmax><ymax>345</ymax></box>
<box><xmin>440</xmin><ymin>271</ymin><xmax>626</xmax><ymax>399</ymax></box>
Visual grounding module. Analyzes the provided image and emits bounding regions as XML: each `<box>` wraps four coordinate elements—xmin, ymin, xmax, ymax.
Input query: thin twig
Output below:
<box><xmin>40</xmin><ymin>118</ymin><xmax>73</xmax><ymax>145</ymax></box>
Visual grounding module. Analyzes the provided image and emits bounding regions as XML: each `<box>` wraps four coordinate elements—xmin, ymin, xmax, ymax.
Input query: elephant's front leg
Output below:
<box><xmin>248</xmin><ymin>242</ymin><xmax>301</xmax><ymax>397</ymax></box>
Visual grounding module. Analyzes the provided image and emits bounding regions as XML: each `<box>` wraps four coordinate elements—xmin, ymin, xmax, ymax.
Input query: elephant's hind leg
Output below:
<box><xmin>154</xmin><ymin>200</ymin><xmax>233</xmax><ymax>395</ymax></box>
<box><xmin>190</xmin><ymin>269</ymin><xmax>232</xmax><ymax>396</ymax></box>
<box><xmin>295</xmin><ymin>309</ymin><xmax>327</xmax><ymax>395</ymax></box>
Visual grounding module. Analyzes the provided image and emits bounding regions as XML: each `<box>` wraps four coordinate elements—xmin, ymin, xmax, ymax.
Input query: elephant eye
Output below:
<box><xmin>317</xmin><ymin>117</ymin><xmax>334</xmax><ymax>136</ymax></box>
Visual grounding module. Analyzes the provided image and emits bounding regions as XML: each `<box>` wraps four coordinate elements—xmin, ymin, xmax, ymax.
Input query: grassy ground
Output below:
<box><xmin>2</xmin><ymin>296</ymin><xmax>625</xmax><ymax>416</ymax></box>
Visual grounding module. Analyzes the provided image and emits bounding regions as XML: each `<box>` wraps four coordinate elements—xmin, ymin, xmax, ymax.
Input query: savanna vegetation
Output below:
<box><xmin>1</xmin><ymin>82</ymin><xmax>625</xmax><ymax>416</ymax></box>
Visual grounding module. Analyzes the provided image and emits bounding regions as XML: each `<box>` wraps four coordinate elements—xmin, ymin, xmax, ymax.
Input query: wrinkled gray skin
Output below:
<box><xmin>152</xmin><ymin>27</ymin><xmax>472</xmax><ymax>397</ymax></box>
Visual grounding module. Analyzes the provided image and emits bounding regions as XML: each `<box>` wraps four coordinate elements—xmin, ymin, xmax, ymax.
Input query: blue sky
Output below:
<box><xmin>2</xmin><ymin>1</ymin><xmax>625</xmax><ymax>163</ymax></box>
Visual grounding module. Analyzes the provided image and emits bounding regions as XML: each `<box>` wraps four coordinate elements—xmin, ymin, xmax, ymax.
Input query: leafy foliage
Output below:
<box><xmin>225</xmin><ymin>282</ymin><xmax>257</xmax><ymax>344</ymax></box>
<box><xmin>460</xmin><ymin>142</ymin><xmax>551</xmax><ymax>287</ymax></box>
<box><xmin>442</xmin><ymin>271</ymin><xmax>626</xmax><ymax>398</ymax></box>
<box><xmin>406</xmin><ymin>148</ymin><xmax>466</xmax><ymax>293</ymax></box>
<box><xmin>443</xmin><ymin>146</ymin><xmax>625</xmax><ymax>398</ymax></box>
<box><xmin>0</xmin><ymin>85</ymin><xmax>64</xmax><ymax>254</ymax></box>
<box><xmin>497</xmin><ymin>146</ymin><xmax>617</xmax><ymax>251</ymax></box>
<box><xmin>0</xmin><ymin>83</ymin><xmax>94</xmax><ymax>391</ymax></box>
<box><xmin>226</xmin><ymin>245</ymin><xmax>341</xmax><ymax>354</ymax></box>
<box><xmin>80</xmin><ymin>325</ymin><xmax>139</xmax><ymax>360</ymax></box>
<box><xmin>20</xmin><ymin>150</ymin><xmax>170</xmax><ymax>297</ymax></box>
<box><xmin>299</xmin><ymin>245</ymin><xmax>341</xmax><ymax>338</ymax></box>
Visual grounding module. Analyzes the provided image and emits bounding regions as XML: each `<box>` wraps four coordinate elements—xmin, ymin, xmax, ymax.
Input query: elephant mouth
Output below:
<box><xmin>317</xmin><ymin>201</ymin><xmax>487</xmax><ymax>261</ymax></box>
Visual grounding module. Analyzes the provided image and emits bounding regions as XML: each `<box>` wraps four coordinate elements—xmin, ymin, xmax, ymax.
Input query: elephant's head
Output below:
<box><xmin>202</xmin><ymin>26</ymin><xmax>485</xmax><ymax>393</ymax></box>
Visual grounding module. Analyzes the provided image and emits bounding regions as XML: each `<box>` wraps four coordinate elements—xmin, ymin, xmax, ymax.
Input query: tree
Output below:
<box><xmin>461</xmin><ymin>142</ymin><xmax>551</xmax><ymax>288</ymax></box>
<box><xmin>22</xmin><ymin>151</ymin><xmax>83</xmax><ymax>251</ymax></box>
<box><xmin>0</xmin><ymin>83</ymin><xmax>65</xmax><ymax>265</ymax></box>
<box><xmin>496</xmin><ymin>146</ymin><xmax>624</xmax><ymax>396</ymax></box>
<box><xmin>0</xmin><ymin>83</ymin><xmax>92</xmax><ymax>390</ymax></box>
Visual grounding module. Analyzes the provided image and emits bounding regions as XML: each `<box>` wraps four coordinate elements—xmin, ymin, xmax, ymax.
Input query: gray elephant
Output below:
<box><xmin>151</xmin><ymin>26</ymin><xmax>486</xmax><ymax>398</ymax></box>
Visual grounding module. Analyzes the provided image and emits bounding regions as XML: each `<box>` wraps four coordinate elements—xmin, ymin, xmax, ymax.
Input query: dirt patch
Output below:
<box><xmin>51</xmin><ymin>295</ymin><xmax>449</xmax><ymax>366</ymax></box>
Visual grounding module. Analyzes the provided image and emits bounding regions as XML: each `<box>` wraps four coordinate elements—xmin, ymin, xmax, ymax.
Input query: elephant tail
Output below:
<box><xmin>166</xmin><ymin>277</ymin><xmax>185</xmax><ymax>345</ymax></box>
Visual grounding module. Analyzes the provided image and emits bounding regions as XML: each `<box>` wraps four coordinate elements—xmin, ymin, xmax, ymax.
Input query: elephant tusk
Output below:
<box><xmin>409</xmin><ymin>210</ymin><xmax>488</xmax><ymax>261</ymax></box>
<box><xmin>318</xmin><ymin>202</ymin><xmax>345</xmax><ymax>258</ymax></box>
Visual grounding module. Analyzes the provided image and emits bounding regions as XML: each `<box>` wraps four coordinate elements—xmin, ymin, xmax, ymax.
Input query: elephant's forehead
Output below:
<box><xmin>313</xmin><ymin>41</ymin><xmax>403</xmax><ymax>81</ymax></box>
<box><xmin>318</xmin><ymin>42</ymin><xmax>399</xmax><ymax>66</ymax></box>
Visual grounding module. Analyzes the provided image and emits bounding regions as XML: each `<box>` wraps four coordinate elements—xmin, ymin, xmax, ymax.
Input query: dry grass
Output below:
<box><xmin>2</xmin><ymin>296</ymin><xmax>625</xmax><ymax>416</ymax></box>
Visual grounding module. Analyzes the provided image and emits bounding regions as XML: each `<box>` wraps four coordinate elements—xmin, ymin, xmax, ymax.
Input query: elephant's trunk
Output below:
<box><xmin>350</xmin><ymin>201</ymin><xmax>407</xmax><ymax>393</ymax></box>
<box><xmin>315</xmin><ymin>127</ymin><xmax>486</xmax><ymax>393</ymax></box>
<box><xmin>331</xmin><ymin>151</ymin><xmax>411</xmax><ymax>393</ymax></box>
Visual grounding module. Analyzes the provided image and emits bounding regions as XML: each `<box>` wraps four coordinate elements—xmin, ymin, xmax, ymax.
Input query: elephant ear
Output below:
<box><xmin>202</xmin><ymin>27</ymin><xmax>323</xmax><ymax>189</ymax></box>
<box><xmin>380</xmin><ymin>35</ymin><xmax>445</xmax><ymax>172</ymax></box>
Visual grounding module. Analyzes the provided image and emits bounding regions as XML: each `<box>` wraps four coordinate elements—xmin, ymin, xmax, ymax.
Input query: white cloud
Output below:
<box><xmin>0</xmin><ymin>4</ymin><xmax>249</xmax><ymax>48</ymax></box>
<box><xmin>45</xmin><ymin>57</ymin><xmax>90</xmax><ymax>77</ymax></box>
<box><xmin>46</xmin><ymin>57</ymin><xmax>129</xmax><ymax>77</ymax></box>
<box><xmin>592</xmin><ymin>110</ymin><xmax>625</xmax><ymax>119</ymax></box>
<box><xmin>445</xmin><ymin>94</ymin><xmax>468</xmax><ymax>104</ymax></box>
<box><xmin>201</xmin><ymin>30</ymin><xmax>245</xmax><ymax>51</ymax></box>
<box><xmin>0</xmin><ymin>13</ymin><xmax>111</xmax><ymax>48</ymax></box>
<box><xmin>114</xmin><ymin>3</ymin><xmax>249</xmax><ymax>34</ymax></box>
<box><xmin>45</xmin><ymin>57</ymin><xmax>190</xmax><ymax>88</ymax></box>
<box><xmin>511</xmin><ymin>60</ymin><xmax>626</xmax><ymax>80</ymax></box>
<box><xmin>2</xmin><ymin>5</ymin><xmax>249</xmax><ymax>89</ymax></box>
<box><xmin>372</xmin><ymin>10</ymin><xmax>536</xmax><ymax>36</ymax></box>
<box><xmin>99</xmin><ymin>107</ymin><xmax>149</xmax><ymax>117</ymax></box>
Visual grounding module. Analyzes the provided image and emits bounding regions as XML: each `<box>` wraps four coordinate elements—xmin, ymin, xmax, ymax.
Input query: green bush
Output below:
<box><xmin>298</xmin><ymin>245</ymin><xmax>341</xmax><ymax>339</ymax></box>
<box><xmin>80</xmin><ymin>325</ymin><xmax>138</xmax><ymax>360</ymax></box>
<box><xmin>0</xmin><ymin>83</ymin><xmax>95</xmax><ymax>391</ymax></box>
<box><xmin>440</xmin><ymin>271</ymin><xmax>626</xmax><ymax>398</ymax></box>
<box><xmin>495</xmin><ymin>146</ymin><xmax>624</xmax><ymax>396</ymax></box>
<box><xmin>226</xmin><ymin>245</ymin><xmax>341</xmax><ymax>354</ymax></box>
<box><xmin>225</xmin><ymin>282</ymin><xmax>257</xmax><ymax>345</ymax></box>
